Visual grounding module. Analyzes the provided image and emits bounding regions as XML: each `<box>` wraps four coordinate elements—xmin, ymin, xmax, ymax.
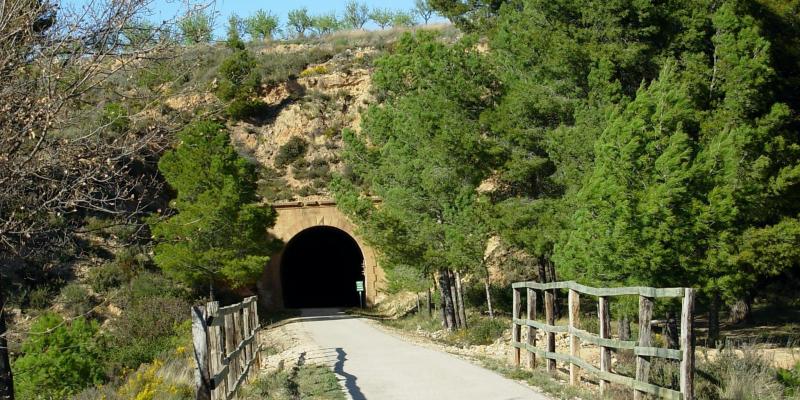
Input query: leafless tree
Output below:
<box><xmin>0</xmin><ymin>1</ymin><xmax>185</xmax><ymax>397</ymax></box>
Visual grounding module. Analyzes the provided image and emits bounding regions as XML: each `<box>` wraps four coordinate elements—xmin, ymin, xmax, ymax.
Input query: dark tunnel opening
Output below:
<box><xmin>281</xmin><ymin>226</ymin><xmax>365</xmax><ymax>308</ymax></box>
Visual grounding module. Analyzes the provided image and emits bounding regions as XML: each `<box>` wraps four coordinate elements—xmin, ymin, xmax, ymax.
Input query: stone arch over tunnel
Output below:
<box><xmin>258</xmin><ymin>200</ymin><xmax>385</xmax><ymax>309</ymax></box>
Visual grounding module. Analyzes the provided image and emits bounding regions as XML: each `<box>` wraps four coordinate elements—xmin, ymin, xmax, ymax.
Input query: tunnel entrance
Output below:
<box><xmin>281</xmin><ymin>226</ymin><xmax>365</xmax><ymax>308</ymax></box>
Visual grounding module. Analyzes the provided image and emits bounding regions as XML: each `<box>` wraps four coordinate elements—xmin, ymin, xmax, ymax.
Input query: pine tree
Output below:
<box><xmin>150</xmin><ymin>122</ymin><xmax>277</xmax><ymax>298</ymax></box>
<box><xmin>334</xmin><ymin>32</ymin><xmax>500</xmax><ymax>330</ymax></box>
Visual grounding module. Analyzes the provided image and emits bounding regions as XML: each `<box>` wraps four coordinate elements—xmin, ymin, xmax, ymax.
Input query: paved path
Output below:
<box><xmin>290</xmin><ymin>308</ymin><xmax>548</xmax><ymax>400</ymax></box>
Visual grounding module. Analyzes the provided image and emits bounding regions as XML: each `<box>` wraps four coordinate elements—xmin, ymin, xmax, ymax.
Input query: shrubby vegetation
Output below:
<box><xmin>12</xmin><ymin>314</ymin><xmax>106</xmax><ymax>399</ymax></box>
<box><xmin>275</xmin><ymin>136</ymin><xmax>309</xmax><ymax>169</ymax></box>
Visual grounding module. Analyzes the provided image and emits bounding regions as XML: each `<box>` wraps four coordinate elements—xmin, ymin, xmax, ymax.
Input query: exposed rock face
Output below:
<box><xmin>228</xmin><ymin>47</ymin><xmax>377</xmax><ymax>202</ymax></box>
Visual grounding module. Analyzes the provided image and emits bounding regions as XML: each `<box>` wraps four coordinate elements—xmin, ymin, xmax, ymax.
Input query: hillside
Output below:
<box><xmin>3</xmin><ymin>1</ymin><xmax>800</xmax><ymax>399</ymax></box>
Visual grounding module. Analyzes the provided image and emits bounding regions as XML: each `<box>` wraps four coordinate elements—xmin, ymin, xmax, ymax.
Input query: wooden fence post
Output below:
<box><xmin>233</xmin><ymin>309</ymin><xmax>244</xmax><ymax>388</ymax></box>
<box><xmin>192</xmin><ymin>306</ymin><xmax>211</xmax><ymax>400</ymax></box>
<box><xmin>598</xmin><ymin>296</ymin><xmax>611</xmax><ymax>394</ymax></box>
<box><xmin>251</xmin><ymin>298</ymin><xmax>261</xmax><ymax>377</ymax></box>
<box><xmin>680</xmin><ymin>289</ymin><xmax>695</xmax><ymax>400</ymax></box>
<box><xmin>568</xmin><ymin>289</ymin><xmax>581</xmax><ymax>385</ymax></box>
<box><xmin>526</xmin><ymin>288</ymin><xmax>537</xmax><ymax>369</ymax></box>
<box><xmin>206</xmin><ymin>301</ymin><xmax>226</xmax><ymax>400</ymax></box>
<box><xmin>544</xmin><ymin>289</ymin><xmax>556</xmax><ymax>372</ymax></box>
<box><xmin>634</xmin><ymin>295</ymin><xmax>654</xmax><ymax>400</ymax></box>
<box><xmin>223</xmin><ymin>312</ymin><xmax>236</xmax><ymax>397</ymax></box>
<box><xmin>244</xmin><ymin>302</ymin><xmax>252</xmax><ymax>379</ymax></box>
<box><xmin>242</xmin><ymin>300</ymin><xmax>252</xmax><ymax>383</ymax></box>
<box><xmin>512</xmin><ymin>287</ymin><xmax>521</xmax><ymax>366</ymax></box>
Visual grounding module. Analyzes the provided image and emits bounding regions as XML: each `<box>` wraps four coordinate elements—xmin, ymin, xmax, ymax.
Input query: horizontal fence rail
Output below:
<box><xmin>510</xmin><ymin>280</ymin><xmax>695</xmax><ymax>400</ymax></box>
<box><xmin>192</xmin><ymin>296</ymin><xmax>263</xmax><ymax>400</ymax></box>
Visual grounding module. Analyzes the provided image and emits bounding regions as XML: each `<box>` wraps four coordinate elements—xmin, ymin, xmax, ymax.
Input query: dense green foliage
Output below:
<box><xmin>151</xmin><ymin>121</ymin><xmax>277</xmax><ymax>295</ymax></box>
<box><xmin>13</xmin><ymin>314</ymin><xmax>106</xmax><ymax>399</ymax></box>
<box><xmin>333</xmin><ymin>32</ymin><xmax>500</xmax><ymax>327</ymax></box>
<box><xmin>107</xmin><ymin>295</ymin><xmax>190</xmax><ymax>371</ymax></box>
<box><xmin>339</xmin><ymin>0</ymin><xmax>800</xmax><ymax>338</ymax></box>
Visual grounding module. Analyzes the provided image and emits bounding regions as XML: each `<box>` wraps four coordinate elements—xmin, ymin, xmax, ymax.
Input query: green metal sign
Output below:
<box><xmin>355</xmin><ymin>281</ymin><xmax>364</xmax><ymax>292</ymax></box>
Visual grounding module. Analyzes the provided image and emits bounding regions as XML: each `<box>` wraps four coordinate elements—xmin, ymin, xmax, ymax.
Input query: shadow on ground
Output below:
<box><xmin>335</xmin><ymin>347</ymin><xmax>366</xmax><ymax>400</ymax></box>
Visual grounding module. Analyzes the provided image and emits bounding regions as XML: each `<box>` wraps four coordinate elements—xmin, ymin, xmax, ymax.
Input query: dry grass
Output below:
<box><xmin>695</xmin><ymin>344</ymin><xmax>788</xmax><ymax>400</ymax></box>
<box><xmin>242</xmin><ymin>362</ymin><xmax>345</xmax><ymax>400</ymax></box>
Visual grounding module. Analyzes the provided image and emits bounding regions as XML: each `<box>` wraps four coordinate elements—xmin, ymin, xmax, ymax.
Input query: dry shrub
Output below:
<box><xmin>696</xmin><ymin>345</ymin><xmax>784</xmax><ymax>400</ymax></box>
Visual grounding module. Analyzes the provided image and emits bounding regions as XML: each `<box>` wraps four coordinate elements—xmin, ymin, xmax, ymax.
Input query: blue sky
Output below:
<box><xmin>67</xmin><ymin>0</ymin><xmax>446</xmax><ymax>37</ymax></box>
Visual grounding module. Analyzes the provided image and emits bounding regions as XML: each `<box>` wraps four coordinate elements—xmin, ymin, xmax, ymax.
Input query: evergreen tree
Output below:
<box><xmin>334</xmin><ymin>32</ymin><xmax>500</xmax><ymax>329</ymax></box>
<box><xmin>150</xmin><ymin>122</ymin><xmax>277</xmax><ymax>298</ymax></box>
<box><xmin>554</xmin><ymin>63</ymin><xmax>700</xmax><ymax>288</ymax></box>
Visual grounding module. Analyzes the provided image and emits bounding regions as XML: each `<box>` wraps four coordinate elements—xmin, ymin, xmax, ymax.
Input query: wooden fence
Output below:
<box><xmin>511</xmin><ymin>281</ymin><xmax>695</xmax><ymax>400</ymax></box>
<box><xmin>192</xmin><ymin>296</ymin><xmax>263</xmax><ymax>400</ymax></box>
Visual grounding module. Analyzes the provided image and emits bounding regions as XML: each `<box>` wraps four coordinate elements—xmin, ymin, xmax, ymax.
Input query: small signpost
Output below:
<box><xmin>356</xmin><ymin>280</ymin><xmax>364</xmax><ymax>308</ymax></box>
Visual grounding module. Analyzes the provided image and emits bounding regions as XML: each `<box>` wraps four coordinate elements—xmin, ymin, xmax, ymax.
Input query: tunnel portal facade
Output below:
<box><xmin>258</xmin><ymin>199</ymin><xmax>385</xmax><ymax>309</ymax></box>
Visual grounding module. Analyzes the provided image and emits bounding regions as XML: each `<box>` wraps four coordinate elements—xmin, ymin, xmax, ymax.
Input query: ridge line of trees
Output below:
<box><xmin>178</xmin><ymin>0</ymin><xmax>440</xmax><ymax>44</ymax></box>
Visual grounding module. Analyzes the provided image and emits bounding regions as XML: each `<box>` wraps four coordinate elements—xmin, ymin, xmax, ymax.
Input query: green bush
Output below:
<box><xmin>59</xmin><ymin>283</ymin><xmax>96</xmax><ymax>317</ymax></box>
<box><xmin>226</xmin><ymin>98</ymin><xmax>269</xmax><ymax>120</ymax></box>
<box><xmin>135</xmin><ymin>59</ymin><xmax>179</xmax><ymax>90</ymax></box>
<box><xmin>298</xmin><ymin>186</ymin><xmax>318</xmax><ymax>197</ymax></box>
<box><xmin>464</xmin><ymin>316</ymin><xmax>506</xmax><ymax>345</ymax></box>
<box><xmin>26</xmin><ymin>286</ymin><xmax>51</xmax><ymax>310</ymax></box>
<box><xmin>217</xmin><ymin>49</ymin><xmax>260</xmax><ymax>101</ymax></box>
<box><xmin>291</xmin><ymin>158</ymin><xmax>311</xmax><ymax>178</ymax></box>
<box><xmin>308</xmin><ymin>158</ymin><xmax>330</xmax><ymax>180</ymax></box>
<box><xmin>13</xmin><ymin>314</ymin><xmax>106</xmax><ymax>399</ymax></box>
<box><xmin>126</xmin><ymin>271</ymin><xmax>188</xmax><ymax>302</ymax></box>
<box><xmin>114</xmin><ymin>247</ymin><xmax>146</xmax><ymax>277</ymax></box>
<box><xmin>257</xmin><ymin>166</ymin><xmax>294</xmax><ymax>201</ymax></box>
<box><xmin>215</xmin><ymin>38</ymin><xmax>265</xmax><ymax>121</ymax></box>
<box><xmin>257</xmin><ymin>48</ymin><xmax>333</xmax><ymax>85</ymax></box>
<box><xmin>108</xmin><ymin>295</ymin><xmax>190</xmax><ymax>370</ymax></box>
<box><xmin>275</xmin><ymin>136</ymin><xmax>308</xmax><ymax>168</ymax></box>
<box><xmin>778</xmin><ymin>362</ymin><xmax>800</xmax><ymax>396</ymax></box>
<box><xmin>88</xmin><ymin>262</ymin><xmax>124</xmax><ymax>293</ymax></box>
<box><xmin>312</xmin><ymin>178</ymin><xmax>328</xmax><ymax>189</ymax></box>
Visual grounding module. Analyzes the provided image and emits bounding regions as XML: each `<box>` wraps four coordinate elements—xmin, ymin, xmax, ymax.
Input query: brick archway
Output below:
<box><xmin>257</xmin><ymin>199</ymin><xmax>384</xmax><ymax>309</ymax></box>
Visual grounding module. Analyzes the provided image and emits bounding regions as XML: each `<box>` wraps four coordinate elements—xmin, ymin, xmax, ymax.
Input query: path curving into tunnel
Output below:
<box><xmin>280</xmin><ymin>226</ymin><xmax>365</xmax><ymax>308</ymax></box>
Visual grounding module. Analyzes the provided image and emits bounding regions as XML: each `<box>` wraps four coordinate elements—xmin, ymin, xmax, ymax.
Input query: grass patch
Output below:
<box><xmin>243</xmin><ymin>362</ymin><xmax>344</xmax><ymax>400</ymax></box>
<box><xmin>382</xmin><ymin>310</ymin><xmax>443</xmax><ymax>333</ymax></box>
<box><xmin>383</xmin><ymin>310</ymin><xmax>509</xmax><ymax>347</ymax></box>
<box><xmin>477</xmin><ymin>356</ymin><xmax>594</xmax><ymax>399</ymax></box>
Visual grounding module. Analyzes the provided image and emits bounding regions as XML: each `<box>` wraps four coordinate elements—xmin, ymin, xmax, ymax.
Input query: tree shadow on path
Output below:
<box><xmin>334</xmin><ymin>347</ymin><xmax>367</xmax><ymax>400</ymax></box>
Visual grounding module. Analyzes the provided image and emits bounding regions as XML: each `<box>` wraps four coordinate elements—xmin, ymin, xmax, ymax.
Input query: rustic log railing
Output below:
<box><xmin>192</xmin><ymin>296</ymin><xmax>262</xmax><ymax>400</ymax></box>
<box><xmin>511</xmin><ymin>281</ymin><xmax>695</xmax><ymax>400</ymax></box>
